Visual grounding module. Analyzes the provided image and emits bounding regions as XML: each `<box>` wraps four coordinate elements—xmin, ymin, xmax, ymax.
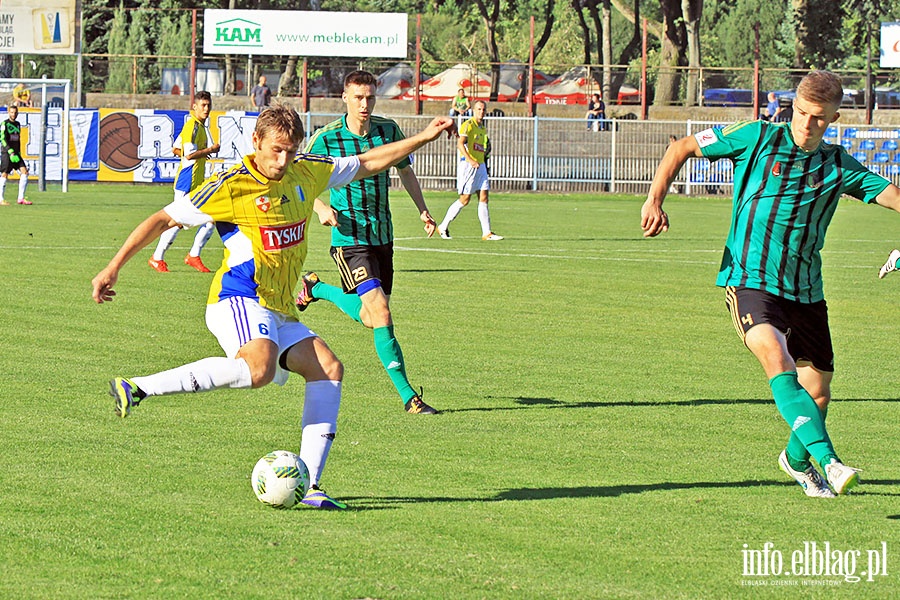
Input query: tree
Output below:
<box><xmin>472</xmin><ymin>0</ymin><xmax>502</xmax><ymax>100</ymax></box>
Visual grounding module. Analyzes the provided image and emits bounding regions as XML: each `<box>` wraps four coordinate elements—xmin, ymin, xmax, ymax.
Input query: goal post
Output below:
<box><xmin>1</xmin><ymin>78</ymin><xmax>72</xmax><ymax>193</ymax></box>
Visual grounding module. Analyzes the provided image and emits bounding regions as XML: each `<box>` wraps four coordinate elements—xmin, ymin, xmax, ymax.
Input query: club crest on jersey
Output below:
<box><xmin>772</xmin><ymin>162</ymin><xmax>782</xmax><ymax>176</ymax></box>
<box><xmin>255</xmin><ymin>196</ymin><xmax>272</xmax><ymax>212</ymax></box>
<box><xmin>260</xmin><ymin>220</ymin><xmax>306</xmax><ymax>251</ymax></box>
<box><xmin>807</xmin><ymin>170</ymin><xmax>824</xmax><ymax>189</ymax></box>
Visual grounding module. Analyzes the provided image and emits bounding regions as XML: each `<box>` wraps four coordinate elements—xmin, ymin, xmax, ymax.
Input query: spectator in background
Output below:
<box><xmin>763</xmin><ymin>92</ymin><xmax>782</xmax><ymax>122</ymax></box>
<box><xmin>250</xmin><ymin>75</ymin><xmax>271</xmax><ymax>111</ymax></box>
<box><xmin>449</xmin><ymin>88</ymin><xmax>471</xmax><ymax>118</ymax></box>
<box><xmin>586</xmin><ymin>93</ymin><xmax>606</xmax><ymax>131</ymax></box>
<box><xmin>11</xmin><ymin>84</ymin><xmax>31</xmax><ymax>108</ymax></box>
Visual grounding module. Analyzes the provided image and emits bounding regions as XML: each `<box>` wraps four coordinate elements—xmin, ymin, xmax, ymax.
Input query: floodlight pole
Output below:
<box><xmin>866</xmin><ymin>21</ymin><xmax>873</xmax><ymax>125</ymax></box>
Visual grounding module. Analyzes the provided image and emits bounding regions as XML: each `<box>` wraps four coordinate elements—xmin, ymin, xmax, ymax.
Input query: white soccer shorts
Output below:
<box><xmin>205</xmin><ymin>296</ymin><xmax>317</xmax><ymax>386</ymax></box>
<box><xmin>457</xmin><ymin>159</ymin><xmax>490</xmax><ymax>195</ymax></box>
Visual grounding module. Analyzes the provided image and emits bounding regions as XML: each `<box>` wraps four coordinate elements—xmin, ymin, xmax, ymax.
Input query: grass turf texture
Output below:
<box><xmin>0</xmin><ymin>184</ymin><xmax>898</xmax><ymax>598</ymax></box>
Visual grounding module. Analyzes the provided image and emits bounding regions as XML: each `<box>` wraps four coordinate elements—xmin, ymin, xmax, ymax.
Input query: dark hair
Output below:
<box><xmin>344</xmin><ymin>70</ymin><xmax>377</xmax><ymax>89</ymax></box>
<box><xmin>255</xmin><ymin>103</ymin><xmax>304</xmax><ymax>145</ymax></box>
<box><xmin>473</xmin><ymin>100</ymin><xmax>487</xmax><ymax>110</ymax></box>
<box><xmin>195</xmin><ymin>90</ymin><xmax>212</xmax><ymax>103</ymax></box>
<box><xmin>797</xmin><ymin>70</ymin><xmax>844</xmax><ymax>107</ymax></box>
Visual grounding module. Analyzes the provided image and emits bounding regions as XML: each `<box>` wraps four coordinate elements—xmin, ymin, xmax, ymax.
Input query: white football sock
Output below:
<box><xmin>132</xmin><ymin>357</ymin><xmax>252</xmax><ymax>396</ymax></box>
<box><xmin>17</xmin><ymin>175</ymin><xmax>27</xmax><ymax>200</ymax></box>
<box><xmin>153</xmin><ymin>226</ymin><xmax>180</xmax><ymax>261</ymax></box>
<box><xmin>189</xmin><ymin>222</ymin><xmax>216</xmax><ymax>257</ymax></box>
<box><xmin>478</xmin><ymin>201</ymin><xmax>492</xmax><ymax>236</ymax></box>
<box><xmin>439</xmin><ymin>200</ymin><xmax>466</xmax><ymax>230</ymax></box>
<box><xmin>299</xmin><ymin>380</ymin><xmax>341</xmax><ymax>486</ymax></box>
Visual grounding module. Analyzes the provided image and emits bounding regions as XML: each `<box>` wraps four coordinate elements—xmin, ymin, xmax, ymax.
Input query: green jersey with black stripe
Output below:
<box><xmin>695</xmin><ymin>120</ymin><xmax>890</xmax><ymax>303</ymax></box>
<box><xmin>305</xmin><ymin>114</ymin><xmax>411</xmax><ymax>246</ymax></box>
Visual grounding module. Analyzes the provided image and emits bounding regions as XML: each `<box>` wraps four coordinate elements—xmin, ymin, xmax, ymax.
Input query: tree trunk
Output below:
<box><xmin>280</xmin><ymin>58</ymin><xmax>298</xmax><ymax>96</ymax></box>
<box><xmin>473</xmin><ymin>0</ymin><xmax>501</xmax><ymax>101</ymax></box>
<box><xmin>572</xmin><ymin>0</ymin><xmax>593</xmax><ymax>65</ymax></box>
<box><xmin>654</xmin><ymin>0</ymin><xmax>687</xmax><ymax>106</ymax></box>
<box><xmin>792</xmin><ymin>0</ymin><xmax>810</xmax><ymax>68</ymax></box>
<box><xmin>601</xmin><ymin>1</ymin><xmax>613</xmax><ymax>103</ymax></box>
<box><xmin>682</xmin><ymin>0</ymin><xmax>703</xmax><ymax>106</ymax></box>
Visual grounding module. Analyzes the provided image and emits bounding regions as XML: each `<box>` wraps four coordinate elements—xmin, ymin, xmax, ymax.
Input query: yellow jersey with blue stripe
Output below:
<box><xmin>173</xmin><ymin>113</ymin><xmax>209</xmax><ymax>193</ymax></box>
<box><xmin>163</xmin><ymin>152</ymin><xmax>360</xmax><ymax>317</ymax></box>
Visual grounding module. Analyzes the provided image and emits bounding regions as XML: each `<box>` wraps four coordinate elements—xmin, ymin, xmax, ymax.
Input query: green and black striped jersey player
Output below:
<box><xmin>299</xmin><ymin>69</ymin><xmax>439</xmax><ymax>415</ymax></box>
<box><xmin>642</xmin><ymin>70</ymin><xmax>900</xmax><ymax>498</ymax></box>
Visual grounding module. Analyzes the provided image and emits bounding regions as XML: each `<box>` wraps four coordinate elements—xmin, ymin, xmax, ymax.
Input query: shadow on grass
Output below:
<box><xmin>438</xmin><ymin>396</ymin><xmax>900</xmax><ymax>413</ymax></box>
<box><xmin>342</xmin><ymin>479</ymin><xmax>900</xmax><ymax>510</ymax></box>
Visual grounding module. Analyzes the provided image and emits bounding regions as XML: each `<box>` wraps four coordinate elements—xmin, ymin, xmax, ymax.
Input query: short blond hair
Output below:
<box><xmin>797</xmin><ymin>70</ymin><xmax>843</xmax><ymax>107</ymax></box>
<box><xmin>254</xmin><ymin>103</ymin><xmax>304</xmax><ymax>145</ymax></box>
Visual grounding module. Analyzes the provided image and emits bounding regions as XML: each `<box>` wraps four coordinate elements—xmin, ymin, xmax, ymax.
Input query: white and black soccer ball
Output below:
<box><xmin>251</xmin><ymin>450</ymin><xmax>310</xmax><ymax>509</ymax></box>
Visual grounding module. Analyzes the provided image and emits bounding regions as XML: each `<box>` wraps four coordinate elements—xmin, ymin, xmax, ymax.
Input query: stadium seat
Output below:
<box><xmin>840</xmin><ymin>139</ymin><xmax>853</xmax><ymax>150</ymax></box>
<box><xmin>843</xmin><ymin>127</ymin><xmax>858</xmax><ymax>138</ymax></box>
<box><xmin>888</xmin><ymin>164</ymin><xmax>900</xmax><ymax>176</ymax></box>
<box><xmin>859</xmin><ymin>140</ymin><xmax>876</xmax><ymax>150</ymax></box>
<box><xmin>873</xmin><ymin>152</ymin><xmax>890</xmax><ymax>163</ymax></box>
<box><xmin>882</xmin><ymin>140</ymin><xmax>899</xmax><ymax>151</ymax></box>
<box><xmin>852</xmin><ymin>151</ymin><xmax>867</xmax><ymax>162</ymax></box>
<box><xmin>824</xmin><ymin>126</ymin><xmax>838</xmax><ymax>138</ymax></box>
<box><xmin>894</xmin><ymin>152</ymin><xmax>900</xmax><ymax>163</ymax></box>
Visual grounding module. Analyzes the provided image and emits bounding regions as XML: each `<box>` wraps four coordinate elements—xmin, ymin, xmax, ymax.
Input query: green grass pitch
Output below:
<box><xmin>0</xmin><ymin>184</ymin><xmax>898</xmax><ymax>598</ymax></box>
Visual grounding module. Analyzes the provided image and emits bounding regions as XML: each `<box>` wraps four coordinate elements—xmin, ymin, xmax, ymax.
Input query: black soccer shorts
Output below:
<box><xmin>724</xmin><ymin>285</ymin><xmax>834</xmax><ymax>372</ymax></box>
<box><xmin>330</xmin><ymin>243</ymin><xmax>394</xmax><ymax>295</ymax></box>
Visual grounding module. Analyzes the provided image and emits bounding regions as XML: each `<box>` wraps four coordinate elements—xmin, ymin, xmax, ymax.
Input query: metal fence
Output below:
<box><xmin>303</xmin><ymin>115</ymin><xmax>900</xmax><ymax>194</ymax></box>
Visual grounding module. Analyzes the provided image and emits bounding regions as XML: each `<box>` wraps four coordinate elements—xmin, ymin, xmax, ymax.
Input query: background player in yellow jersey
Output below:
<box><xmin>91</xmin><ymin>105</ymin><xmax>456</xmax><ymax>510</ymax></box>
<box><xmin>437</xmin><ymin>100</ymin><xmax>502</xmax><ymax>241</ymax></box>
<box><xmin>149</xmin><ymin>91</ymin><xmax>221</xmax><ymax>273</ymax></box>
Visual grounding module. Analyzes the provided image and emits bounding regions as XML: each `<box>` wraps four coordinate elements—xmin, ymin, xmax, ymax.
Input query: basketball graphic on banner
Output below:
<box><xmin>99</xmin><ymin>113</ymin><xmax>142</xmax><ymax>171</ymax></box>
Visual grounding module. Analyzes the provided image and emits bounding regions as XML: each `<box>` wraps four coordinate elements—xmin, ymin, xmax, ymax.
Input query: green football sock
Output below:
<box><xmin>769</xmin><ymin>372</ymin><xmax>838</xmax><ymax>467</ymax></box>
<box><xmin>311</xmin><ymin>281</ymin><xmax>362</xmax><ymax>323</ymax></box>
<box><xmin>785</xmin><ymin>403</ymin><xmax>829</xmax><ymax>471</ymax></box>
<box><xmin>373</xmin><ymin>325</ymin><xmax>417</xmax><ymax>403</ymax></box>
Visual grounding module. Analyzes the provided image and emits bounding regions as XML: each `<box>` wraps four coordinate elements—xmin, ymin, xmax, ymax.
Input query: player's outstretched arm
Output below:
<box><xmin>397</xmin><ymin>165</ymin><xmax>436</xmax><ymax>237</ymax></box>
<box><xmin>875</xmin><ymin>183</ymin><xmax>900</xmax><ymax>214</ymax></box>
<box><xmin>91</xmin><ymin>210</ymin><xmax>180</xmax><ymax>304</ymax></box>
<box><xmin>354</xmin><ymin>117</ymin><xmax>456</xmax><ymax>180</ymax></box>
<box><xmin>641</xmin><ymin>135</ymin><xmax>703</xmax><ymax>238</ymax></box>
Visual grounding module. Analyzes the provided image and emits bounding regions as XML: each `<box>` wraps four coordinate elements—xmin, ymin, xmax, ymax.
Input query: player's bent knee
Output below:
<box><xmin>249</xmin><ymin>363</ymin><xmax>277</xmax><ymax>388</ymax></box>
<box><xmin>320</xmin><ymin>355</ymin><xmax>344</xmax><ymax>381</ymax></box>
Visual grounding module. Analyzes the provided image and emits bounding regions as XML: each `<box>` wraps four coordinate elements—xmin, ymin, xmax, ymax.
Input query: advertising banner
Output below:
<box><xmin>4</xmin><ymin>108</ymin><xmax>259</xmax><ymax>184</ymax></box>
<box><xmin>881</xmin><ymin>22</ymin><xmax>900</xmax><ymax>68</ymax></box>
<box><xmin>0</xmin><ymin>0</ymin><xmax>76</xmax><ymax>54</ymax></box>
<box><xmin>203</xmin><ymin>9</ymin><xmax>407</xmax><ymax>58</ymax></box>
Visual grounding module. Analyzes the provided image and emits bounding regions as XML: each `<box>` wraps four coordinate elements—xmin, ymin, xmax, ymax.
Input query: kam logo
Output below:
<box><xmin>213</xmin><ymin>18</ymin><xmax>263</xmax><ymax>48</ymax></box>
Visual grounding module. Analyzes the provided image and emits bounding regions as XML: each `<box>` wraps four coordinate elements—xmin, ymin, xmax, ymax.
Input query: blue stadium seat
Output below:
<box><xmin>888</xmin><ymin>164</ymin><xmax>900</xmax><ymax>176</ymax></box>
<box><xmin>824</xmin><ymin>126</ymin><xmax>838</xmax><ymax>138</ymax></box>
<box><xmin>894</xmin><ymin>152</ymin><xmax>900</xmax><ymax>163</ymax></box>
<box><xmin>852</xmin><ymin>151</ymin><xmax>867</xmax><ymax>162</ymax></box>
<box><xmin>882</xmin><ymin>140</ymin><xmax>899</xmax><ymax>151</ymax></box>
<box><xmin>843</xmin><ymin>127</ymin><xmax>858</xmax><ymax>138</ymax></box>
<box><xmin>859</xmin><ymin>140</ymin><xmax>876</xmax><ymax>150</ymax></box>
<box><xmin>840</xmin><ymin>139</ymin><xmax>853</xmax><ymax>150</ymax></box>
<box><xmin>873</xmin><ymin>152</ymin><xmax>890</xmax><ymax>163</ymax></box>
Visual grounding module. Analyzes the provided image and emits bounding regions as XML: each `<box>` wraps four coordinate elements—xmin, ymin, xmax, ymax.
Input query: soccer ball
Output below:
<box><xmin>251</xmin><ymin>450</ymin><xmax>310</xmax><ymax>509</ymax></box>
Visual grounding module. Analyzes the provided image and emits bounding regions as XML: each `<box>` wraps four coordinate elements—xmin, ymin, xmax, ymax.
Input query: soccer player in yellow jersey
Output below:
<box><xmin>92</xmin><ymin>105</ymin><xmax>456</xmax><ymax>509</ymax></box>
<box><xmin>437</xmin><ymin>100</ymin><xmax>503</xmax><ymax>241</ymax></box>
<box><xmin>149</xmin><ymin>91</ymin><xmax>221</xmax><ymax>273</ymax></box>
